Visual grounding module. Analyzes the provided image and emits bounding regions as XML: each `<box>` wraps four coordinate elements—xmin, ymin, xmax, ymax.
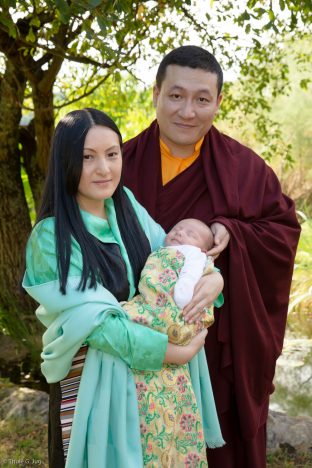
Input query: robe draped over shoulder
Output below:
<box><xmin>123</xmin><ymin>121</ymin><xmax>301</xmax><ymax>440</ymax></box>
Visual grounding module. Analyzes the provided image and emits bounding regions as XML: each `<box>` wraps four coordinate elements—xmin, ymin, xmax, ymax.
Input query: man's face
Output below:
<box><xmin>153</xmin><ymin>65</ymin><xmax>222</xmax><ymax>156</ymax></box>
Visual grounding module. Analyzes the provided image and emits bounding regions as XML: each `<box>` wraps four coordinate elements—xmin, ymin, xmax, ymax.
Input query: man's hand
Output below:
<box><xmin>206</xmin><ymin>222</ymin><xmax>230</xmax><ymax>259</ymax></box>
<box><xmin>182</xmin><ymin>272</ymin><xmax>224</xmax><ymax>323</ymax></box>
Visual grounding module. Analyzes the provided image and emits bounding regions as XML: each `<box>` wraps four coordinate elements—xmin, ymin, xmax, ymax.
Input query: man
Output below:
<box><xmin>123</xmin><ymin>46</ymin><xmax>300</xmax><ymax>468</ymax></box>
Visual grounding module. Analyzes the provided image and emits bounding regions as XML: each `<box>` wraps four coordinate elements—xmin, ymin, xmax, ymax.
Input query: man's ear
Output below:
<box><xmin>216</xmin><ymin>93</ymin><xmax>223</xmax><ymax>110</ymax></box>
<box><xmin>152</xmin><ymin>85</ymin><xmax>160</xmax><ymax>107</ymax></box>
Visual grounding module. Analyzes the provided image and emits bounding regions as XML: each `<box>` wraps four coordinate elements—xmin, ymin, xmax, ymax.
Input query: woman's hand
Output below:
<box><xmin>206</xmin><ymin>222</ymin><xmax>230</xmax><ymax>259</ymax></box>
<box><xmin>182</xmin><ymin>271</ymin><xmax>224</xmax><ymax>323</ymax></box>
<box><xmin>164</xmin><ymin>329</ymin><xmax>208</xmax><ymax>365</ymax></box>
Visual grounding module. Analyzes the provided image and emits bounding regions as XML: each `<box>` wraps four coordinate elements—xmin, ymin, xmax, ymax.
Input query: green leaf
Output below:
<box><xmin>30</xmin><ymin>16</ymin><xmax>41</xmax><ymax>28</ymax></box>
<box><xmin>114</xmin><ymin>71</ymin><xmax>121</xmax><ymax>83</ymax></box>
<box><xmin>279</xmin><ymin>0</ymin><xmax>285</xmax><ymax>11</ymax></box>
<box><xmin>237</xmin><ymin>10</ymin><xmax>250</xmax><ymax>24</ymax></box>
<box><xmin>268</xmin><ymin>9</ymin><xmax>275</xmax><ymax>22</ymax></box>
<box><xmin>87</xmin><ymin>0</ymin><xmax>102</xmax><ymax>7</ymax></box>
<box><xmin>55</xmin><ymin>0</ymin><xmax>70</xmax><ymax>23</ymax></box>
<box><xmin>254</xmin><ymin>8</ymin><xmax>266</xmax><ymax>16</ymax></box>
<box><xmin>26</xmin><ymin>27</ymin><xmax>36</xmax><ymax>43</ymax></box>
<box><xmin>97</xmin><ymin>16</ymin><xmax>107</xmax><ymax>33</ymax></box>
<box><xmin>247</xmin><ymin>0</ymin><xmax>257</xmax><ymax>7</ymax></box>
<box><xmin>300</xmin><ymin>78</ymin><xmax>311</xmax><ymax>90</ymax></box>
<box><xmin>0</xmin><ymin>14</ymin><xmax>17</xmax><ymax>38</ymax></box>
<box><xmin>0</xmin><ymin>0</ymin><xmax>16</xmax><ymax>6</ymax></box>
<box><xmin>253</xmin><ymin>38</ymin><xmax>261</xmax><ymax>48</ymax></box>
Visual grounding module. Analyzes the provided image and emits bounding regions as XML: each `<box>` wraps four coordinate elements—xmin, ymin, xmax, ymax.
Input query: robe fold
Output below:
<box><xmin>123</xmin><ymin>121</ymin><xmax>301</xmax><ymax>442</ymax></box>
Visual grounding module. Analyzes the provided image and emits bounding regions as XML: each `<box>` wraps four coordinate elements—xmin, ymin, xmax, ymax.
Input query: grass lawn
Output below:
<box><xmin>0</xmin><ymin>418</ymin><xmax>48</xmax><ymax>467</ymax></box>
<box><xmin>1</xmin><ymin>417</ymin><xmax>312</xmax><ymax>467</ymax></box>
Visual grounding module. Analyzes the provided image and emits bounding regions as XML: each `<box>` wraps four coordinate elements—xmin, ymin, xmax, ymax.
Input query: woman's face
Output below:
<box><xmin>76</xmin><ymin>125</ymin><xmax>122</xmax><ymax>215</ymax></box>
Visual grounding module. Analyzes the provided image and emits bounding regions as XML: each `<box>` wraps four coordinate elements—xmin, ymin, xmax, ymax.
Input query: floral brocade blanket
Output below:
<box><xmin>123</xmin><ymin>247</ymin><xmax>212</xmax><ymax>467</ymax></box>
<box><xmin>123</xmin><ymin>246</ymin><xmax>214</xmax><ymax>345</ymax></box>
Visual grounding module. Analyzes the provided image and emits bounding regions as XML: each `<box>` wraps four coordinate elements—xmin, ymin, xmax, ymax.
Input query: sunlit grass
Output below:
<box><xmin>0</xmin><ymin>417</ymin><xmax>48</xmax><ymax>467</ymax></box>
<box><xmin>267</xmin><ymin>449</ymin><xmax>312</xmax><ymax>467</ymax></box>
<box><xmin>0</xmin><ymin>416</ymin><xmax>311</xmax><ymax>468</ymax></box>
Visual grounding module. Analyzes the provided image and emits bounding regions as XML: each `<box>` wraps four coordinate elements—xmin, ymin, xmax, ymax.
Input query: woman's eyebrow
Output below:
<box><xmin>105</xmin><ymin>145</ymin><xmax>120</xmax><ymax>152</ymax></box>
<box><xmin>83</xmin><ymin>147</ymin><xmax>96</xmax><ymax>152</ymax></box>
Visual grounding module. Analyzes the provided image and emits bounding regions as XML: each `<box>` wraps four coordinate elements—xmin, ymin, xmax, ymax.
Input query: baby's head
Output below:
<box><xmin>165</xmin><ymin>219</ymin><xmax>214</xmax><ymax>252</ymax></box>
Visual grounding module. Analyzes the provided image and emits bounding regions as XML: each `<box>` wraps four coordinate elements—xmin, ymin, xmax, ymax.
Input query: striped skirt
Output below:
<box><xmin>49</xmin><ymin>344</ymin><xmax>88</xmax><ymax>466</ymax></box>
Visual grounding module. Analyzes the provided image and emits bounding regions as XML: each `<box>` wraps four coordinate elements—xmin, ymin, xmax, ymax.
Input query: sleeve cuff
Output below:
<box><xmin>128</xmin><ymin>320</ymin><xmax>168</xmax><ymax>371</ymax></box>
<box><xmin>214</xmin><ymin>292</ymin><xmax>224</xmax><ymax>308</ymax></box>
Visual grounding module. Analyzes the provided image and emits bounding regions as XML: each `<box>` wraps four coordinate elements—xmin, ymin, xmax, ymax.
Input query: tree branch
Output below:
<box><xmin>39</xmin><ymin>22</ymin><xmax>70</xmax><ymax>91</ymax></box>
<box><xmin>54</xmin><ymin>72</ymin><xmax>111</xmax><ymax>110</ymax></box>
<box><xmin>180</xmin><ymin>5</ymin><xmax>215</xmax><ymax>50</ymax></box>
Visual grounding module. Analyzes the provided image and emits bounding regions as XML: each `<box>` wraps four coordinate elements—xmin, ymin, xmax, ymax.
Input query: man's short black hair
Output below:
<box><xmin>156</xmin><ymin>45</ymin><xmax>223</xmax><ymax>95</ymax></box>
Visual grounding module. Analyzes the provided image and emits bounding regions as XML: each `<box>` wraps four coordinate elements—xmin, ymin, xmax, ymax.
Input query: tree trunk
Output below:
<box><xmin>0</xmin><ymin>61</ymin><xmax>42</xmax><ymax>356</ymax></box>
<box><xmin>28</xmin><ymin>85</ymin><xmax>55</xmax><ymax>208</ymax></box>
<box><xmin>20</xmin><ymin>117</ymin><xmax>44</xmax><ymax>213</ymax></box>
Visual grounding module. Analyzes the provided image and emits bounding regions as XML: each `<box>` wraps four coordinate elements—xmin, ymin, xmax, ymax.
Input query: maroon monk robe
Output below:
<box><xmin>123</xmin><ymin>121</ymin><xmax>300</xmax><ymax>464</ymax></box>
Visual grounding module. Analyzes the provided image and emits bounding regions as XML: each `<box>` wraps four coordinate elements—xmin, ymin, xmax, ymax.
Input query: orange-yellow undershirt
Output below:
<box><xmin>160</xmin><ymin>137</ymin><xmax>204</xmax><ymax>185</ymax></box>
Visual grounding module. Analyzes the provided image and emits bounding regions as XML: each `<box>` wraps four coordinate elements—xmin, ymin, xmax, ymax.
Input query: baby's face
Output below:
<box><xmin>165</xmin><ymin>219</ymin><xmax>212</xmax><ymax>251</ymax></box>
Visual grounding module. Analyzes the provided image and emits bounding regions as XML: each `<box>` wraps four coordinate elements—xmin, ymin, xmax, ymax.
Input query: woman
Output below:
<box><xmin>23</xmin><ymin>109</ymin><xmax>224</xmax><ymax>467</ymax></box>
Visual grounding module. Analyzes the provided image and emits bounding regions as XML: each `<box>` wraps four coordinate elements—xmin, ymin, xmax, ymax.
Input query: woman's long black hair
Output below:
<box><xmin>37</xmin><ymin>108</ymin><xmax>151</xmax><ymax>294</ymax></box>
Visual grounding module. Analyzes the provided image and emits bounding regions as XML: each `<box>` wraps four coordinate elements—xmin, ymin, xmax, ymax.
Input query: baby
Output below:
<box><xmin>122</xmin><ymin>219</ymin><xmax>223</xmax><ymax>466</ymax></box>
<box><xmin>124</xmin><ymin>218</ymin><xmax>217</xmax><ymax>343</ymax></box>
<box><xmin>165</xmin><ymin>218</ymin><xmax>215</xmax><ymax>313</ymax></box>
